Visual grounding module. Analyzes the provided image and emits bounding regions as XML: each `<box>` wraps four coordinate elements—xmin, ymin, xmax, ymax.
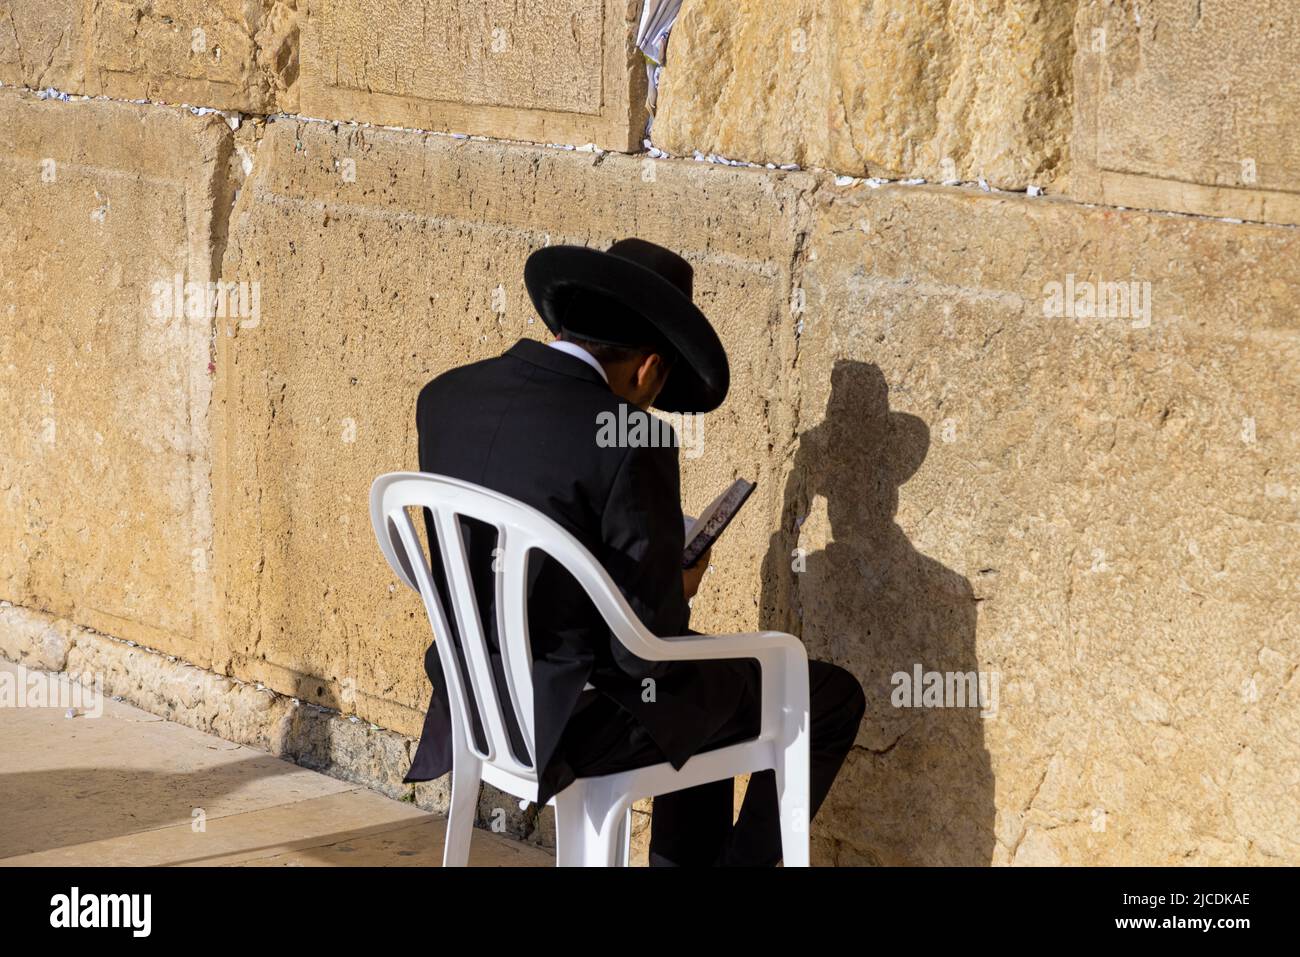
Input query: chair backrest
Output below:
<box><xmin>369</xmin><ymin>471</ymin><xmax>658</xmax><ymax>781</ymax></box>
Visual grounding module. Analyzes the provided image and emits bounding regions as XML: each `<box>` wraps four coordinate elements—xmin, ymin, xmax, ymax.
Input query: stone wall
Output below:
<box><xmin>0</xmin><ymin>1</ymin><xmax>300</xmax><ymax>113</ymax></box>
<box><xmin>792</xmin><ymin>185</ymin><xmax>1298</xmax><ymax>864</ymax></box>
<box><xmin>0</xmin><ymin>94</ymin><xmax>229</xmax><ymax>666</ymax></box>
<box><xmin>1</xmin><ymin>1</ymin><xmax>1296</xmax><ymax>865</ymax></box>
<box><xmin>655</xmin><ymin>0</ymin><xmax>1300</xmax><ymax>226</ymax></box>
<box><xmin>653</xmin><ymin>0</ymin><xmax>1076</xmax><ymax>191</ymax></box>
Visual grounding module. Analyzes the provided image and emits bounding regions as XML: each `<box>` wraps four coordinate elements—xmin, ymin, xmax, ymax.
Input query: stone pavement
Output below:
<box><xmin>0</xmin><ymin>661</ymin><xmax>551</xmax><ymax>867</ymax></box>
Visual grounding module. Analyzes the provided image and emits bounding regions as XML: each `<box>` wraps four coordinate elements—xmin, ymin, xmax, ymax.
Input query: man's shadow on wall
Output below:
<box><xmin>760</xmin><ymin>360</ymin><xmax>995</xmax><ymax>865</ymax></box>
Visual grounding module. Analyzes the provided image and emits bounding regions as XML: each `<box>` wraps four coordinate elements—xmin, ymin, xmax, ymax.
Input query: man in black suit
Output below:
<box><xmin>406</xmin><ymin>238</ymin><xmax>865</xmax><ymax>866</ymax></box>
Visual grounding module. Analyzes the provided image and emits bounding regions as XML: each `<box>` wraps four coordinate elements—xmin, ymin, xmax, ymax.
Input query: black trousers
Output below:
<box><xmin>563</xmin><ymin>658</ymin><xmax>867</xmax><ymax>866</ymax></box>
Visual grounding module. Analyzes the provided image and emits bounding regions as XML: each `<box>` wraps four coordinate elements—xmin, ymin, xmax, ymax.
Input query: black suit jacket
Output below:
<box><xmin>403</xmin><ymin>338</ymin><xmax>748</xmax><ymax>807</ymax></box>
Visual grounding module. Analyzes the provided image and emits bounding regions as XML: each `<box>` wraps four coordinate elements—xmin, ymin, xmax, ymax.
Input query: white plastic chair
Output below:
<box><xmin>370</xmin><ymin>471</ymin><xmax>811</xmax><ymax>867</ymax></box>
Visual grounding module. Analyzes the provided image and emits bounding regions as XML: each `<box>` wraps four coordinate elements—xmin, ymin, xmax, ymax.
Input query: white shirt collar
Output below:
<box><xmin>548</xmin><ymin>339</ymin><xmax>609</xmax><ymax>385</ymax></box>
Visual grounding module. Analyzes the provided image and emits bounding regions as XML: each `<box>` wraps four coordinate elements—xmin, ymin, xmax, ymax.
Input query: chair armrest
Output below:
<box><xmin>653</xmin><ymin>631</ymin><xmax>810</xmax><ymax>744</ymax></box>
<box><xmin>654</xmin><ymin>629</ymin><xmax>807</xmax><ymax>662</ymax></box>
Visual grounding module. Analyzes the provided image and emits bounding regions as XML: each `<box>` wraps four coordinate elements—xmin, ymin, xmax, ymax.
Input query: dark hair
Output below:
<box><xmin>560</xmin><ymin>329</ymin><xmax>678</xmax><ymax>370</ymax></box>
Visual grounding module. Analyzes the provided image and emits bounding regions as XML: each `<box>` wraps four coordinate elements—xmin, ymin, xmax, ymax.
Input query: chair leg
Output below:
<box><xmin>775</xmin><ymin>732</ymin><xmax>811</xmax><ymax>867</ymax></box>
<box><xmin>617</xmin><ymin>807</ymin><xmax>631</xmax><ymax>867</ymax></box>
<box><xmin>443</xmin><ymin>757</ymin><xmax>481</xmax><ymax>867</ymax></box>
<box><xmin>556</xmin><ymin>784</ymin><xmax>629</xmax><ymax>867</ymax></box>
<box><xmin>553</xmin><ymin>788</ymin><xmax>588</xmax><ymax>867</ymax></box>
<box><xmin>587</xmin><ymin>798</ymin><xmax>630</xmax><ymax>867</ymax></box>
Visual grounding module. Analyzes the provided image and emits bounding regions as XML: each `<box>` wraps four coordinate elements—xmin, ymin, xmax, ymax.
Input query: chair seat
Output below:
<box><xmin>482</xmin><ymin>734</ymin><xmax>775</xmax><ymax>808</ymax></box>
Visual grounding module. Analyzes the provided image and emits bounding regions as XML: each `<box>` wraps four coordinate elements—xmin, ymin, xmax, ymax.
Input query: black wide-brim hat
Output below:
<box><xmin>523</xmin><ymin>238</ymin><xmax>730</xmax><ymax>413</ymax></box>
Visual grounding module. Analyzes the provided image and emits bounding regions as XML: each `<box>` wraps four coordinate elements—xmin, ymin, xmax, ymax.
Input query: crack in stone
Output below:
<box><xmin>851</xmin><ymin>721</ymin><xmax>912</xmax><ymax>758</ymax></box>
<box><xmin>7</xmin><ymin>82</ymin><xmax>1292</xmax><ymax>230</ymax></box>
<box><xmin>1007</xmin><ymin>757</ymin><xmax>1055</xmax><ymax>860</ymax></box>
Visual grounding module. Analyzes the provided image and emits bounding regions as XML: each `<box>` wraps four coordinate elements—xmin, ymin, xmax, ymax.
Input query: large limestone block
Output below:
<box><xmin>215</xmin><ymin>118</ymin><xmax>813</xmax><ymax>735</ymax></box>
<box><xmin>298</xmin><ymin>0</ymin><xmax>648</xmax><ymax>150</ymax></box>
<box><xmin>653</xmin><ymin>0</ymin><xmax>1075</xmax><ymax>189</ymax></box>
<box><xmin>85</xmin><ymin>0</ymin><xmax>302</xmax><ymax>113</ymax></box>
<box><xmin>788</xmin><ymin>182</ymin><xmax>1299</xmax><ymax>864</ymax></box>
<box><xmin>1074</xmin><ymin>0</ymin><xmax>1300</xmax><ymax>225</ymax></box>
<box><xmin>0</xmin><ymin>91</ymin><xmax>231</xmax><ymax>664</ymax></box>
<box><xmin>0</xmin><ymin>1</ymin><xmax>301</xmax><ymax>114</ymax></box>
<box><xmin>0</xmin><ymin>0</ymin><xmax>85</xmax><ymax>91</ymax></box>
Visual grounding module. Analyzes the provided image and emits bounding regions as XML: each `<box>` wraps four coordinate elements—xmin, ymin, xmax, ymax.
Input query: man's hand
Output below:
<box><xmin>683</xmin><ymin>546</ymin><xmax>712</xmax><ymax>600</ymax></box>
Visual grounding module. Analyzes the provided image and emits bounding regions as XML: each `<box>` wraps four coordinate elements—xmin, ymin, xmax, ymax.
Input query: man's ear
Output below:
<box><xmin>636</xmin><ymin>351</ymin><xmax>668</xmax><ymax>390</ymax></box>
